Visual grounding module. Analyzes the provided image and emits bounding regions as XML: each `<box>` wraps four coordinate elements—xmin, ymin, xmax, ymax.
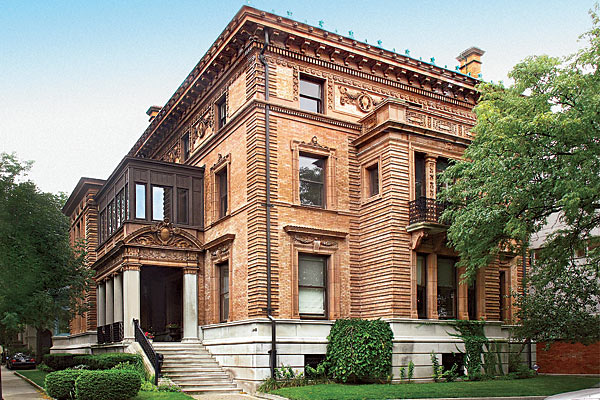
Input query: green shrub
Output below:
<box><xmin>305</xmin><ymin>362</ymin><xmax>328</xmax><ymax>384</ymax></box>
<box><xmin>45</xmin><ymin>369</ymin><xmax>88</xmax><ymax>400</ymax></box>
<box><xmin>37</xmin><ymin>362</ymin><xmax>54</xmax><ymax>373</ymax></box>
<box><xmin>408</xmin><ymin>360</ymin><xmax>414</xmax><ymax>382</ymax></box>
<box><xmin>158</xmin><ymin>382</ymin><xmax>182</xmax><ymax>392</ymax></box>
<box><xmin>140</xmin><ymin>380</ymin><xmax>158</xmax><ymax>392</ymax></box>
<box><xmin>84</xmin><ymin>353</ymin><xmax>142</xmax><ymax>370</ymax></box>
<box><xmin>325</xmin><ymin>319</ymin><xmax>393</xmax><ymax>383</ymax></box>
<box><xmin>43</xmin><ymin>354</ymin><xmax>87</xmax><ymax>371</ymax></box>
<box><xmin>75</xmin><ymin>369</ymin><xmax>141</xmax><ymax>400</ymax></box>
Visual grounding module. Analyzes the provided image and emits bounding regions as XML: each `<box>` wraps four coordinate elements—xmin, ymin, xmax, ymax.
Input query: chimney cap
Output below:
<box><xmin>457</xmin><ymin>46</ymin><xmax>485</xmax><ymax>61</ymax></box>
<box><xmin>146</xmin><ymin>105</ymin><xmax>161</xmax><ymax>116</ymax></box>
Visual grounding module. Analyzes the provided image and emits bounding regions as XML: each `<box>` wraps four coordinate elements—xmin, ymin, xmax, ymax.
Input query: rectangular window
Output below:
<box><xmin>437</xmin><ymin>257</ymin><xmax>457</xmax><ymax>319</ymax></box>
<box><xmin>367</xmin><ymin>163</ymin><xmax>379</xmax><ymax>197</ymax></box>
<box><xmin>99</xmin><ymin>210</ymin><xmax>106</xmax><ymax>243</ymax></box>
<box><xmin>116</xmin><ymin>190</ymin><xmax>122</xmax><ymax>228</ymax></box>
<box><xmin>219</xmin><ymin>262</ymin><xmax>229</xmax><ymax>322</ymax></box>
<box><xmin>177</xmin><ymin>188</ymin><xmax>189</xmax><ymax>224</ymax></box>
<box><xmin>417</xmin><ymin>255</ymin><xmax>427</xmax><ymax>319</ymax></box>
<box><xmin>152</xmin><ymin>186</ymin><xmax>172</xmax><ymax>221</ymax></box>
<box><xmin>217</xmin><ymin>97</ymin><xmax>227</xmax><ymax>128</ymax></box>
<box><xmin>135</xmin><ymin>184</ymin><xmax>146</xmax><ymax>219</ymax></box>
<box><xmin>436</xmin><ymin>157</ymin><xmax>450</xmax><ymax>196</ymax></box>
<box><xmin>299</xmin><ymin>75</ymin><xmax>323</xmax><ymax>113</ymax></box>
<box><xmin>468</xmin><ymin>280</ymin><xmax>477</xmax><ymax>320</ymax></box>
<box><xmin>108</xmin><ymin>201</ymin><xmax>114</xmax><ymax>235</ymax></box>
<box><xmin>298</xmin><ymin>254</ymin><xmax>327</xmax><ymax>317</ymax></box>
<box><xmin>499</xmin><ymin>270</ymin><xmax>507</xmax><ymax>321</ymax></box>
<box><xmin>216</xmin><ymin>167</ymin><xmax>228</xmax><ymax>218</ymax></box>
<box><xmin>299</xmin><ymin>154</ymin><xmax>325</xmax><ymax>207</ymax></box>
<box><xmin>414</xmin><ymin>152</ymin><xmax>425</xmax><ymax>198</ymax></box>
<box><xmin>182</xmin><ymin>133</ymin><xmax>190</xmax><ymax>161</ymax></box>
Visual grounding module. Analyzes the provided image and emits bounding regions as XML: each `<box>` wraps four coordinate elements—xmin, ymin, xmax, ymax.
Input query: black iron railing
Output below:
<box><xmin>409</xmin><ymin>197</ymin><xmax>447</xmax><ymax>225</ymax></box>
<box><xmin>133</xmin><ymin>319</ymin><xmax>163</xmax><ymax>385</ymax></box>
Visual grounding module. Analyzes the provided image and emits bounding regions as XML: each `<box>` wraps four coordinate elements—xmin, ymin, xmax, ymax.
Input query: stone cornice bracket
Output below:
<box><xmin>122</xmin><ymin>263</ymin><xmax>141</xmax><ymax>272</ymax></box>
<box><xmin>410</xmin><ymin>230</ymin><xmax>428</xmax><ymax>250</ymax></box>
<box><xmin>183</xmin><ymin>267</ymin><xmax>199</xmax><ymax>275</ymax></box>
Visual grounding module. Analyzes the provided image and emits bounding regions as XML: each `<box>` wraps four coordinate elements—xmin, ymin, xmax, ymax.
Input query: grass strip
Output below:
<box><xmin>272</xmin><ymin>376</ymin><xmax>600</xmax><ymax>400</ymax></box>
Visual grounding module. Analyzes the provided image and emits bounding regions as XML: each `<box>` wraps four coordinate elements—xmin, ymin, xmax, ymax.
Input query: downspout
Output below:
<box><xmin>259</xmin><ymin>27</ymin><xmax>277</xmax><ymax>379</ymax></box>
<box><xmin>523</xmin><ymin>246</ymin><xmax>532</xmax><ymax>369</ymax></box>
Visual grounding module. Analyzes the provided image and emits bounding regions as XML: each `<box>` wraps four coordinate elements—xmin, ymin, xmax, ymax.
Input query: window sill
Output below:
<box><xmin>292</xmin><ymin>203</ymin><xmax>339</xmax><ymax>214</ymax></box>
<box><xmin>360</xmin><ymin>193</ymin><xmax>382</xmax><ymax>206</ymax></box>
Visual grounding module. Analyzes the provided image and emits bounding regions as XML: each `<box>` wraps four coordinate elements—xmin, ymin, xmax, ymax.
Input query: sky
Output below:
<box><xmin>0</xmin><ymin>0</ymin><xmax>595</xmax><ymax>194</ymax></box>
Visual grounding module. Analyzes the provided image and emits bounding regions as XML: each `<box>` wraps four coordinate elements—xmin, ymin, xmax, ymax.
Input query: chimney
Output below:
<box><xmin>456</xmin><ymin>47</ymin><xmax>485</xmax><ymax>77</ymax></box>
<box><xmin>146</xmin><ymin>105</ymin><xmax>161</xmax><ymax>122</ymax></box>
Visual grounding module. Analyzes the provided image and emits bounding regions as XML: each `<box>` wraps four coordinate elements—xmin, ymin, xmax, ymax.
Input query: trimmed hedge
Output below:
<box><xmin>325</xmin><ymin>319</ymin><xmax>393</xmax><ymax>383</ymax></box>
<box><xmin>45</xmin><ymin>369</ymin><xmax>88</xmax><ymax>400</ymax></box>
<box><xmin>75</xmin><ymin>370</ymin><xmax>141</xmax><ymax>400</ymax></box>
<box><xmin>43</xmin><ymin>353</ymin><xmax>142</xmax><ymax>372</ymax></box>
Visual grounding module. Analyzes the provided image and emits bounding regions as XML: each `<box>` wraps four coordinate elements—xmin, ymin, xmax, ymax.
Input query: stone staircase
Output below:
<box><xmin>153</xmin><ymin>342</ymin><xmax>242</xmax><ymax>395</ymax></box>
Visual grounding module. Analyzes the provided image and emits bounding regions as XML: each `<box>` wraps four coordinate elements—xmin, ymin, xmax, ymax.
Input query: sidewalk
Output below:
<box><xmin>0</xmin><ymin>365</ymin><xmax>47</xmax><ymax>399</ymax></box>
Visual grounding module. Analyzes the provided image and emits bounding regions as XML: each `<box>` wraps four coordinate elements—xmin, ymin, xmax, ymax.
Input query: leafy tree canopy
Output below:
<box><xmin>0</xmin><ymin>152</ymin><xmax>93</xmax><ymax>341</ymax></box>
<box><xmin>439</xmin><ymin>9</ymin><xmax>600</xmax><ymax>344</ymax></box>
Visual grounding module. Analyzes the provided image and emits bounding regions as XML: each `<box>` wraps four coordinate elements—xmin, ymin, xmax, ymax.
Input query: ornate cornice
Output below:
<box><xmin>283</xmin><ymin>224</ymin><xmax>348</xmax><ymax>238</ymax></box>
<box><xmin>124</xmin><ymin>220</ymin><xmax>203</xmax><ymax>250</ymax></box>
<box><xmin>127</xmin><ymin>6</ymin><xmax>478</xmax><ymax>161</ymax></box>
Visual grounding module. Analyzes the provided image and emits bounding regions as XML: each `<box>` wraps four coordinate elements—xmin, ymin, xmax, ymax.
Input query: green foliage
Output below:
<box><xmin>45</xmin><ymin>369</ymin><xmax>87</xmax><ymax>400</ymax></box>
<box><xmin>438</xmin><ymin>9</ymin><xmax>600</xmax><ymax>345</ymax></box>
<box><xmin>399</xmin><ymin>367</ymin><xmax>406</xmax><ymax>382</ymax></box>
<box><xmin>305</xmin><ymin>362</ymin><xmax>328</xmax><ymax>384</ymax></box>
<box><xmin>325</xmin><ymin>319</ymin><xmax>393</xmax><ymax>383</ymax></box>
<box><xmin>38</xmin><ymin>362</ymin><xmax>54</xmax><ymax>373</ymax></box>
<box><xmin>430</xmin><ymin>351</ymin><xmax>441</xmax><ymax>382</ymax></box>
<box><xmin>0</xmin><ymin>153</ymin><xmax>93</xmax><ymax>337</ymax></box>
<box><xmin>75</xmin><ymin>369</ymin><xmax>141</xmax><ymax>400</ymax></box>
<box><xmin>407</xmin><ymin>360</ymin><xmax>414</xmax><ymax>382</ymax></box>
<box><xmin>43</xmin><ymin>353</ymin><xmax>143</xmax><ymax>375</ymax></box>
<box><xmin>430</xmin><ymin>351</ymin><xmax>460</xmax><ymax>383</ymax></box>
<box><xmin>258</xmin><ymin>365</ymin><xmax>308</xmax><ymax>392</ymax></box>
<box><xmin>141</xmin><ymin>380</ymin><xmax>158</xmax><ymax>392</ymax></box>
<box><xmin>449</xmin><ymin>320</ymin><xmax>487</xmax><ymax>377</ymax></box>
<box><xmin>158</xmin><ymin>382</ymin><xmax>182</xmax><ymax>392</ymax></box>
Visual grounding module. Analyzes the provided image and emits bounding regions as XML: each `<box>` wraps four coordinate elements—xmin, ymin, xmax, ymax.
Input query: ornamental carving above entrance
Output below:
<box><xmin>125</xmin><ymin>219</ymin><xmax>202</xmax><ymax>250</ymax></box>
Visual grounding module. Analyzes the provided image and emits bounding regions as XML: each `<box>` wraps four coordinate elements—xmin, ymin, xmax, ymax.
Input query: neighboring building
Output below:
<box><xmin>56</xmin><ymin>6</ymin><xmax>531</xmax><ymax>393</ymax></box>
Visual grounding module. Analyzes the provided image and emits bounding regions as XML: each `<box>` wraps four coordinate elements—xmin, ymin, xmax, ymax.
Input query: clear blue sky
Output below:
<box><xmin>0</xmin><ymin>0</ymin><xmax>595</xmax><ymax>194</ymax></box>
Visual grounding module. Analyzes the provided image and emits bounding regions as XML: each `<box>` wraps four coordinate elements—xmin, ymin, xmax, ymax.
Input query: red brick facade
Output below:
<box><xmin>64</xmin><ymin>6</ymin><xmax>521</xmax><ymax>339</ymax></box>
<box><xmin>537</xmin><ymin>341</ymin><xmax>600</xmax><ymax>375</ymax></box>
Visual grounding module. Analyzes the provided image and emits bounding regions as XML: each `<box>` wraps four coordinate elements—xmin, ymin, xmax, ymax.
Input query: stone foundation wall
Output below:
<box><xmin>201</xmin><ymin>318</ymin><xmax>535</xmax><ymax>393</ymax></box>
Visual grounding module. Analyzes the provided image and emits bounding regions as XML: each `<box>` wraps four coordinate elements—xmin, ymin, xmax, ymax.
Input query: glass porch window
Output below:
<box><xmin>219</xmin><ymin>263</ymin><xmax>229</xmax><ymax>322</ymax></box>
<box><xmin>417</xmin><ymin>255</ymin><xmax>427</xmax><ymax>319</ymax></box>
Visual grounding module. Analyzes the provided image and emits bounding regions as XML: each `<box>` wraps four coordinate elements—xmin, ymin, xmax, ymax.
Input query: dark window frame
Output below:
<box><xmin>437</xmin><ymin>257</ymin><xmax>458</xmax><ymax>320</ymax></box>
<box><xmin>299</xmin><ymin>153</ymin><xmax>326</xmax><ymax>208</ymax></box>
<box><xmin>298</xmin><ymin>253</ymin><xmax>328</xmax><ymax>319</ymax></box>
<box><xmin>366</xmin><ymin>163</ymin><xmax>380</xmax><ymax>197</ymax></box>
<box><xmin>135</xmin><ymin>183</ymin><xmax>147</xmax><ymax>220</ymax></box>
<box><xmin>151</xmin><ymin>185</ymin><xmax>172</xmax><ymax>222</ymax></box>
<box><xmin>217</xmin><ymin>96</ymin><xmax>227</xmax><ymax>129</ymax></box>
<box><xmin>417</xmin><ymin>254</ymin><xmax>427</xmax><ymax>319</ymax></box>
<box><xmin>215</xmin><ymin>166</ymin><xmax>228</xmax><ymax>219</ymax></box>
<box><xmin>218</xmin><ymin>262</ymin><xmax>229</xmax><ymax>322</ymax></box>
<box><xmin>414</xmin><ymin>152</ymin><xmax>426</xmax><ymax>199</ymax></box>
<box><xmin>182</xmin><ymin>133</ymin><xmax>190</xmax><ymax>161</ymax></box>
<box><xmin>299</xmin><ymin>74</ymin><xmax>324</xmax><ymax>114</ymax></box>
<box><xmin>177</xmin><ymin>188</ymin><xmax>189</xmax><ymax>225</ymax></box>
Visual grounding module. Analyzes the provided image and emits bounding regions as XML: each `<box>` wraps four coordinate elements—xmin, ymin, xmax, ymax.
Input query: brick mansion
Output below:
<box><xmin>58</xmin><ymin>6</ymin><xmax>529</xmax><ymax>393</ymax></box>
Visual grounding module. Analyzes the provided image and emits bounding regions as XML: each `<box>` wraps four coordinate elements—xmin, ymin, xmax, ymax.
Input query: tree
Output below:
<box><xmin>439</xmin><ymin>9</ymin><xmax>600</xmax><ymax>345</ymax></box>
<box><xmin>0</xmin><ymin>153</ymin><xmax>93</xmax><ymax>353</ymax></box>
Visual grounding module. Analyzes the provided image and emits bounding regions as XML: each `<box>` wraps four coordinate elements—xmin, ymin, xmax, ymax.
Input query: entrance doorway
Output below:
<box><xmin>141</xmin><ymin>266</ymin><xmax>183</xmax><ymax>342</ymax></box>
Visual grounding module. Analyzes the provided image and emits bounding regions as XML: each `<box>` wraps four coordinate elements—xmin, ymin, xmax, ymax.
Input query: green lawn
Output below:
<box><xmin>17</xmin><ymin>369</ymin><xmax>47</xmax><ymax>388</ymax></box>
<box><xmin>272</xmin><ymin>376</ymin><xmax>600</xmax><ymax>400</ymax></box>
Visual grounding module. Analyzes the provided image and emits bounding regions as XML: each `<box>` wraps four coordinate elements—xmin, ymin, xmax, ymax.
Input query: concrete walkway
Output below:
<box><xmin>545</xmin><ymin>387</ymin><xmax>600</xmax><ymax>400</ymax></box>
<box><xmin>0</xmin><ymin>365</ymin><xmax>47</xmax><ymax>399</ymax></box>
<box><xmin>191</xmin><ymin>394</ymin><xmax>262</xmax><ymax>399</ymax></box>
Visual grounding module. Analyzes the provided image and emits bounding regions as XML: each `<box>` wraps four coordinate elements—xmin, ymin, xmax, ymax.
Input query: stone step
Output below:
<box><xmin>170</xmin><ymin>376</ymin><xmax>233</xmax><ymax>383</ymax></box>
<box><xmin>162</xmin><ymin>367</ymin><xmax>225</xmax><ymax>374</ymax></box>
<box><xmin>164</xmin><ymin>371</ymin><xmax>230</xmax><ymax>377</ymax></box>
<box><xmin>162</xmin><ymin>359</ymin><xmax>219</xmax><ymax>365</ymax></box>
<box><xmin>156</xmin><ymin>349</ymin><xmax>211</xmax><ymax>355</ymax></box>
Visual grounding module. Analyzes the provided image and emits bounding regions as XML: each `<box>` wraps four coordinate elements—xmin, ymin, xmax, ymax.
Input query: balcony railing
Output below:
<box><xmin>97</xmin><ymin>321</ymin><xmax>124</xmax><ymax>344</ymax></box>
<box><xmin>134</xmin><ymin>319</ymin><xmax>162</xmax><ymax>385</ymax></box>
<box><xmin>409</xmin><ymin>197</ymin><xmax>447</xmax><ymax>225</ymax></box>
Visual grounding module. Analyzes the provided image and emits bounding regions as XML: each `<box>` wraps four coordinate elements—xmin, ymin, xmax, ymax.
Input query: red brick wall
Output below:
<box><xmin>536</xmin><ymin>341</ymin><xmax>600</xmax><ymax>375</ymax></box>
